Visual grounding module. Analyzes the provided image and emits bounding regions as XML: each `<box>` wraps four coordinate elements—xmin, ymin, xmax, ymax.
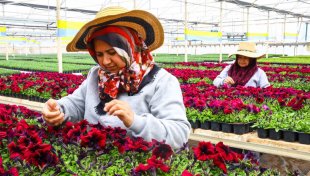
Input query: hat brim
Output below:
<box><xmin>66</xmin><ymin>10</ymin><xmax>164</xmax><ymax>52</ymax></box>
<box><xmin>228</xmin><ymin>51</ymin><xmax>265</xmax><ymax>59</ymax></box>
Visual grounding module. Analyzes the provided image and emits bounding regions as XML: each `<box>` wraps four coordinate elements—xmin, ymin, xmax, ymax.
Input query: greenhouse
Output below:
<box><xmin>0</xmin><ymin>0</ymin><xmax>309</xmax><ymax>175</ymax></box>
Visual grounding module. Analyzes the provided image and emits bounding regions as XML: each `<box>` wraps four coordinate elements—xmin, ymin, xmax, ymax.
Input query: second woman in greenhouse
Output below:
<box><xmin>213</xmin><ymin>42</ymin><xmax>270</xmax><ymax>88</ymax></box>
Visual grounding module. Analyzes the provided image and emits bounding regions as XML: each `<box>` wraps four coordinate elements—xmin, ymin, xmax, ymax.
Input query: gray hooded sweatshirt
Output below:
<box><xmin>57</xmin><ymin>66</ymin><xmax>191</xmax><ymax>149</ymax></box>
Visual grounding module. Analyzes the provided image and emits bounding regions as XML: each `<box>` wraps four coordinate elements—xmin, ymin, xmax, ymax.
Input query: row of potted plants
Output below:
<box><xmin>256</xmin><ymin>128</ymin><xmax>310</xmax><ymax>144</ymax></box>
<box><xmin>0</xmin><ymin>72</ymin><xmax>84</xmax><ymax>100</ymax></box>
<box><xmin>187</xmin><ymin>107</ymin><xmax>257</xmax><ymax>135</ymax></box>
<box><xmin>170</xmin><ymin>61</ymin><xmax>310</xmax><ymax>73</ymax></box>
<box><xmin>253</xmin><ymin>102</ymin><xmax>310</xmax><ymax>144</ymax></box>
<box><xmin>1</xmin><ymin>71</ymin><xmax>308</xmax><ymax>138</ymax></box>
<box><xmin>166</xmin><ymin>67</ymin><xmax>310</xmax><ymax>90</ymax></box>
<box><xmin>0</xmin><ymin>103</ymin><xmax>281</xmax><ymax>175</ymax></box>
<box><xmin>0</xmin><ymin>59</ymin><xmax>92</xmax><ymax>72</ymax></box>
<box><xmin>0</xmin><ymin>64</ymin><xmax>308</xmax><ymax>143</ymax></box>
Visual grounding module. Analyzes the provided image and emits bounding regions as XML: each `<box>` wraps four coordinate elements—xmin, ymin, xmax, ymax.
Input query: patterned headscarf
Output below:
<box><xmin>228</xmin><ymin>56</ymin><xmax>258</xmax><ymax>87</ymax></box>
<box><xmin>87</xmin><ymin>26</ymin><xmax>155</xmax><ymax>115</ymax></box>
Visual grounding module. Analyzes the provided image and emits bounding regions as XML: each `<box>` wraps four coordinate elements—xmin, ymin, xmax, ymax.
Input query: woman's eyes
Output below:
<box><xmin>106</xmin><ymin>50</ymin><xmax>116</xmax><ymax>55</ymax></box>
<box><xmin>96</xmin><ymin>53</ymin><xmax>103</xmax><ymax>57</ymax></box>
<box><xmin>96</xmin><ymin>49</ymin><xmax>116</xmax><ymax>57</ymax></box>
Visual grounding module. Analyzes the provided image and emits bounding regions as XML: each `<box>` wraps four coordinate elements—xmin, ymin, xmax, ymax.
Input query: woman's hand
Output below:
<box><xmin>42</xmin><ymin>99</ymin><xmax>64</xmax><ymax>126</ymax></box>
<box><xmin>104</xmin><ymin>99</ymin><xmax>134</xmax><ymax>127</ymax></box>
<box><xmin>224</xmin><ymin>76</ymin><xmax>235</xmax><ymax>85</ymax></box>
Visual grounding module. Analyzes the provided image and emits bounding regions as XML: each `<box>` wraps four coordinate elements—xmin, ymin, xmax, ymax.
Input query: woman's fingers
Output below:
<box><xmin>224</xmin><ymin>77</ymin><xmax>230</xmax><ymax>84</ymax></box>
<box><xmin>225</xmin><ymin>77</ymin><xmax>235</xmax><ymax>84</ymax></box>
<box><xmin>42</xmin><ymin>99</ymin><xmax>64</xmax><ymax>126</ymax></box>
<box><xmin>42</xmin><ymin>109</ymin><xmax>61</xmax><ymax>118</ymax></box>
<box><xmin>45</xmin><ymin>113</ymin><xmax>65</xmax><ymax>126</ymax></box>
<box><xmin>228</xmin><ymin>77</ymin><xmax>235</xmax><ymax>84</ymax></box>
<box><xmin>104</xmin><ymin>99</ymin><xmax>119</xmax><ymax>112</ymax></box>
<box><xmin>46</xmin><ymin>99</ymin><xmax>59</xmax><ymax>111</ymax></box>
<box><xmin>107</xmin><ymin>103</ymin><xmax>122</xmax><ymax>115</ymax></box>
<box><xmin>104</xmin><ymin>100</ymin><xmax>134</xmax><ymax>127</ymax></box>
<box><xmin>112</xmin><ymin>109</ymin><xmax>133</xmax><ymax>127</ymax></box>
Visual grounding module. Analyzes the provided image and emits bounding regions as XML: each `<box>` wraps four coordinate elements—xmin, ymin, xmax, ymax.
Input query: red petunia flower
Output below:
<box><xmin>147</xmin><ymin>156</ymin><xmax>170</xmax><ymax>173</ymax></box>
<box><xmin>213</xmin><ymin>157</ymin><xmax>227</xmax><ymax>174</ymax></box>
<box><xmin>126</xmin><ymin>137</ymin><xmax>152</xmax><ymax>152</ymax></box>
<box><xmin>255</xmin><ymin>97</ymin><xmax>264</xmax><ymax>104</ymax></box>
<box><xmin>152</xmin><ymin>143</ymin><xmax>173</xmax><ymax>161</ymax></box>
<box><xmin>181</xmin><ymin>170</ymin><xmax>202</xmax><ymax>176</ymax></box>
<box><xmin>64</xmin><ymin>126</ymin><xmax>82</xmax><ymax>143</ymax></box>
<box><xmin>134</xmin><ymin>163</ymin><xmax>151</xmax><ymax>172</ymax></box>
<box><xmin>24</xmin><ymin>143</ymin><xmax>58</xmax><ymax>168</ymax></box>
<box><xmin>223</xmin><ymin>107</ymin><xmax>233</xmax><ymax>114</ymax></box>
<box><xmin>8</xmin><ymin>142</ymin><xmax>26</xmax><ymax>160</ymax></box>
<box><xmin>0</xmin><ymin>131</ymin><xmax>7</xmax><ymax>140</ymax></box>
<box><xmin>80</xmin><ymin>128</ymin><xmax>107</xmax><ymax>150</ymax></box>
<box><xmin>192</xmin><ymin>141</ymin><xmax>217</xmax><ymax>161</ymax></box>
<box><xmin>8</xmin><ymin>167</ymin><xmax>19</xmax><ymax>176</ymax></box>
<box><xmin>0</xmin><ymin>157</ymin><xmax>4</xmax><ymax>172</ymax></box>
<box><xmin>105</xmin><ymin>126</ymin><xmax>127</xmax><ymax>140</ymax></box>
<box><xmin>76</xmin><ymin>120</ymin><xmax>89</xmax><ymax>133</ymax></box>
<box><xmin>215</xmin><ymin>142</ymin><xmax>243</xmax><ymax>162</ymax></box>
<box><xmin>181</xmin><ymin>170</ymin><xmax>193</xmax><ymax>176</ymax></box>
<box><xmin>113</xmin><ymin>137</ymin><xmax>130</xmax><ymax>154</ymax></box>
<box><xmin>277</xmin><ymin>97</ymin><xmax>286</xmax><ymax>106</ymax></box>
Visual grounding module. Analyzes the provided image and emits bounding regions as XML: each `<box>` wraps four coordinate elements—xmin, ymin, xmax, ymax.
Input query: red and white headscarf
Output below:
<box><xmin>86</xmin><ymin>26</ymin><xmax>155</xmax><ymax>114</ymax></box>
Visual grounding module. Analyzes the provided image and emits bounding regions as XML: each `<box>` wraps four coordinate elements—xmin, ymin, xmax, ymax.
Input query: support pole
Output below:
<box><xmin>283</xmin><ymin>14</ymin><xmax>286</xmax><ymax>57</ymax></box>
<box><xmin>219</xmin><ymin>1</ymin><xmax>223</xmax><ymax>63</ymax></box>
<box><xmin>294</xmin><ymin>17</ymin><xmax>302</xmax><ymax>56</ymax></box>
<box><xmin>5</xmin><ymin>43</ymin><xmax>9</xmax><ymax>61</ymax></box>
<box><xmin>133</xmin><ymin>0</ymin><xmax>136</xmax><ymax>9</ymax></box>
<box><xmin>266</xmin><ymin>43</ymin><xmax>269</xmax><ymax>59</ymax></box>
<box><xmin>2</xmin><ymin>4</ymin><xmax>8</xmax><ymax>60</ymax></box>
<box><xmin>266</xmin><ymin>11</ymin><xmax>270</xmax><ymax>58</ymax></box>
<box><xmin>184</xmin><ymin>0</ymin><xmax>188</xmax><ymax>62</ymax></box>
<box><xmin>267</xmin><ymin>11</ymin><xmax>270</xmax><ymax>41</ymax></box>
<box><xmin>305</xmin><ymin>23</ymin><xmax>308</xmax><ymax>41</ymax></box>
<box><xmin>56</xmin><ymin>0</ymin><xmax>63</xmax><ymax>73</ymax></box>
<box><xmin>246</xmin><ymin>7</ymin><xmax>249</xmax><ymax>39</ymax></box>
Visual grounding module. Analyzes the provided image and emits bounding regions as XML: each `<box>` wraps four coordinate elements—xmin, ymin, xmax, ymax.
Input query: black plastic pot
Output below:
<box><xmin>210</xmin><ymin>121</ymin><xmax>221</xmax><ymax>131</ymax></box>
<box><xmin>21</xmin><ymin>94</ymin><xmax>27</xmax><ymax>99</ymax></box>
<box><xmin>282</xmin><ymin>130</ymin><xmax>297</xmax><ymax>142</ymax></box>
<box><xmin>233</xmin><ymin>123</ymin><xmax>249</xmax><ymax>135</ymax></box>
<box><xmin>257</xmin><ymin>128</ymin><xmax>269</xmax><ymax>138</ymax></box>
<box><xmin>189</xmin><ymin>120</ymin><xmax>201</xmax><ymax>129</ymax></box>
<box><xmin>221</xmin><ymin>123</ymin><xmax>233</xmax><ymax>133</ymax></box>
<box><xmin>298</xmin><ymin>132</ymin><xmax>310</xmax><ymax>145</ymax></box>
<box><xmin>269</xmin><ymin>129</ymin><xmax>283</xmax><ymax>140</ymax></box>
<box><xmin>248</xmin><ymin>122</ymin><xmax>256</xmax><ymax>132</ymax></box>
<box><xmin>29</xmin><ymin>96</ymin><xmax>35</xmax><ymax>101</ymax></box>
<box><xmin>200</xmin><ymin>121</ymin><xmax>211</xmax><ymax>130</ymax></box>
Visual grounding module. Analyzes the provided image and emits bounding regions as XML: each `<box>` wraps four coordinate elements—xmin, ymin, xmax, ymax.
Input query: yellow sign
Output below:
<box><xmin>185</xmin><ymin>29</ymin><xmax>222</xmax><ymax>37</ymax></box>
<box><xmin>0</xmin><ymin>26</ymin><xmax>6</xmax><ymax>32</ymax></box>
<box><xmin>57</xmin><ymin>20</ymin><xmax>85</xmax><ymax>29</ymax></box>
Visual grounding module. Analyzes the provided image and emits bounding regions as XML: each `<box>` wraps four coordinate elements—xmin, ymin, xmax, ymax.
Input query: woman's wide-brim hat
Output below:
<box><xmin>67</xmin><ymin>6</ymin><xmax>164</xmax><ymax>52</ymax></box>
<box><xmin>228</xmin><ymin>42</ymin><xmax>265</xmax><ymax>59</ymax></box>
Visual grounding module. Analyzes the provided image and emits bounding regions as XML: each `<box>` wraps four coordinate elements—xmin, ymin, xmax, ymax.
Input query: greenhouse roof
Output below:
<box><xmin>1</xmin><ymin>0</ymin><xmax>310</xmax><ymax>45</ymax></box>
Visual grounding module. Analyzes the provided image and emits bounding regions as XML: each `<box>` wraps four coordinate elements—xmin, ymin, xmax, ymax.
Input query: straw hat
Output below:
<box><xmin>66</xmin><ymin>6</ymin><xmax>164</xmax><ymax>52</ymax></box>
<box><xmin>228</xmin><ymin>42</ymin><xmax>265</xmax><ymax>59</ymax></box>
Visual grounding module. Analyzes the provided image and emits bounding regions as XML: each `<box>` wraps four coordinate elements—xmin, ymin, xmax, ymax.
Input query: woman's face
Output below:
<box><xmin>94</xmin><ymin>39</ymin><xmax>126</xmax><ymax>73</ymax></box>
<box><xmin>237</xmin><ymin>55</ymin><xmax>251</xmax><ymax>67</ymax></box>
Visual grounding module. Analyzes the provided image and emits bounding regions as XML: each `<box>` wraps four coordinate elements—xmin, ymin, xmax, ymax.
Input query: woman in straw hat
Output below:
<box><xmin>42</xmin><ymin>7</ymin><xmax>190</xmax><ymax>149</ymax></box>
<box><xmin>213</xmin><ymin>42</ymin><xmax>270</xmax><ymax>88</ymax></box>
